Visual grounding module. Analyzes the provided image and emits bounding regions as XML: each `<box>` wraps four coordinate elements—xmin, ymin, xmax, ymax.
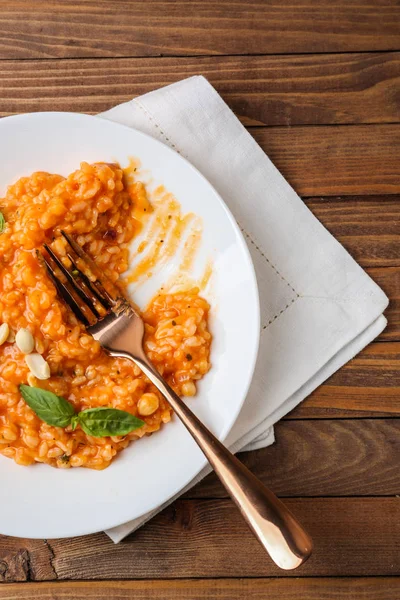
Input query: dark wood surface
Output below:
<box><xmin>1</xmin><ymin>579</ymin><xmax>400</xmax><ymax>600</ymax></box>
<box><xmin>0</xmin><ymin>1</ymin><xmax>399</xmax><ymax>58</ymax></box>
<box><xmin>0</xmin><ymin>1</ymin><xmax>399</xmax><ymax>598</ymax></box>
<box><xmin>0</xmin><ymin>53</ymin><xmax>399</xmax><ymax>125</ymax></box>
<box><xmin>1</xmin><ymin>498</ymin><xmax>399</xmax><ymax>580</ymax></box>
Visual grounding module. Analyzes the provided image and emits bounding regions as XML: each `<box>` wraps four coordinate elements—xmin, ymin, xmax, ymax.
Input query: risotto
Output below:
<box><xmin>0</xmin><ymin>162</ymin><xmax>211</xmax><ymax>469</ymax></box>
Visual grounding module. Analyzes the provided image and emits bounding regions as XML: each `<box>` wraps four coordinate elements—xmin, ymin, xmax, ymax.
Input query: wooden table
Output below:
<box><xmin>0</xmin><ymin>2</ymin><xmax>399</xmax><ymax>598</ymax></box>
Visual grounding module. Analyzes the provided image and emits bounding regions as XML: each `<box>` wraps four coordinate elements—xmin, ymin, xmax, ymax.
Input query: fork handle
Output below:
<box><xmin>127</xmin><ymin>353</ymin><xmax>312</xmax><ymax>570</ymax></box>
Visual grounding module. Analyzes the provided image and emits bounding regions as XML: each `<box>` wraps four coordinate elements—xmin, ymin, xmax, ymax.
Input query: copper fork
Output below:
<box><xmin>41</xmin><ymin>231</ymin><xmax>312</xmax><ymax>570</ymax></box>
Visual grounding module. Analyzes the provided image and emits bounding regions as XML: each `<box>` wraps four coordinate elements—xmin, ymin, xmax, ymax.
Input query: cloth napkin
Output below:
<box><xmin>99</xmin><ymin>76</ymin><xmax>388</xmax><ymax>542</ymax></box>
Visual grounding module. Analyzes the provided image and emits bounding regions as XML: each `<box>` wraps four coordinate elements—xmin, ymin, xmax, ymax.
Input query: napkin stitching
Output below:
<box><xmin>132</xmin><ymin>98</ymin><xmax>182</xmax><ymax>155</ymax></box>
<box><xmin>240</xmin><ymin>229</ymin><xmax>300</xmax><ymax>329</ymax></box>
<box><xmin>133</xmin><ymin>96</ymin><xmax>301</xmax><ymax>331</ymax></box>
<box><xmin>264</xmin><ymin>296</ymin><xmax>299</xmax><ymax>329</ymax></box>
<box><xmin>241</xmin><ymin>228</ymin><xmax>298</xmax><ymax>297</ymax></box>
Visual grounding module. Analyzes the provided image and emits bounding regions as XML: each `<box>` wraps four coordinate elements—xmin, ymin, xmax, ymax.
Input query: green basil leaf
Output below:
<box><xmin>19</xmin><ymin>384</ymin><xmax>76</xmax><ymax>427</ymax></box>
<box><xmin>77</xmin><ymin>407</ymin><xmax>144</xmax><ymax>437</ymax></box>
<box><xmin>0</xmin><ymin>212</ymin><xmax>5</xmax><ymax>233</ymax></box>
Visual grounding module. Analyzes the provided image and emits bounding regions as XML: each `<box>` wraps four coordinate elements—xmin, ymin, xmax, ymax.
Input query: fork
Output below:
<box><xmin>41</xmin><ymin>231</ymin><xmax>313</xmax><ymax>570</ymax></box>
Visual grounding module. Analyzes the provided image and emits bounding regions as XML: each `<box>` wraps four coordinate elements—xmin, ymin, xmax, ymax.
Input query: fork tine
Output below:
<box><xmin>61</xmin><ymin>231</ymin><xmax>118</xmax><ymax>305</ymax></box>
<box><xmin>64</xmin><ymin>250</ymin><xmax>113</xmax><ymax>310</ymax></box>
<box><xmin>43</xmin><ymin>245</ymin><xmax>102</xmax><ymax>320</ymax></box>
<box><xmin>41</xmin><ymin>252</ymin><xmax>92</xmax><ymax>327</ymax></box>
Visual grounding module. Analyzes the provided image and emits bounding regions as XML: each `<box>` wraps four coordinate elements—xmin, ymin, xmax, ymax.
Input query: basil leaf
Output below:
<box><xmin>19</xmin><ymin>386</ymin><xmax>145</xmax><ymax>437</ymax></box>
<box><xmin>0</xmin><ymin>212</ymin><xmax>5</xmax><ymax>233</ymax></box>
<box><xmin>19</xmin><ymin>384</ymin><xmax>75</xmax><ymax>427</ymax></box>
<box><xmin>77</xmin><ymin>408</ymin><xmax>144</xmax><ymax>437</ymax></box>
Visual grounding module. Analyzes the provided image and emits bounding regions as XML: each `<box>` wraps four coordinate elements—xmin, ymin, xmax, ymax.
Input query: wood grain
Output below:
<box><xmin>0</xmin><ymin>52</ymin><xmax>399</xmax><ymax>126</ymax></box>
<box><xmin>367</xmin><ymin>268</ymin><xmax>399</xmax><ymax>341</ymax></box>
<box><xmin>0</xmin><ymin>1</ymin><xmax>399</xmax><ymax>59</ymax></box>
<box><xmin>186</xmin><ymin>419</ymin><xmax>400</xmax><ymax>498</ymax></box>
<box><xmin>290</xmin><ymin>342</ymin><xmax>400</xmax><ymax>418</ymax></box>
<box><xmin>0</xmin><ymin>498</ymin><xmax>398</xmax><ymax>579</ymax></box>
<box><xmin>1</xmin><ymin>578</ymin><xmax>400</xmax><ymax>600</ymax></box>
<box><xmin>306</xmin><ymin>196</ymin><xmax>400</xmax><ymax>268</ymax></box>
<box><xmin>251</xmin><ymin>125</ymin><xmax>400</xmax><ymax>196</ymax></box>
<box><xmin>0</xmin><ymin>538</ymin><xmax>55</xmax><ymax>582</ymax></box>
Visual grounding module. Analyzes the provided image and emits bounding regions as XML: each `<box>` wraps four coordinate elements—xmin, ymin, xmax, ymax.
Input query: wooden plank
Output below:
<box><xmin>0</xmin><ymin>1</ymin><xmax>399</xmax><ymax>59</ymax></box>
<box><xmin>367</xmin><ymin>267</ymin><xmax>399</xmax><ymax>341</ymax></box>
<box><xmin>306</xmin><ymin>196</ymin><xmax>400</xmax><ymax>268</ymax></box>
<box><xmin>251</xmin><ymin>125</ymin><xmax>400</xmax><ymax>196</ymax></box>
<box><xmin>0</xmin><ymin>538</ymin><xmax>55</xmax><ymax>582</ymax></box>
<box><xmin>0</xmin><ymin>53</ymin><xmax>399</xmax><ymax>126</ymax></box>
<box><xmin>1</xmin><ymin>578</ymin><xmax>400</xmax><ymax>600</ymax></box>
<box><xmin>1</xmin><ymin>498</ymin><xmax>397</xmax><ymax>579</ymax></box>
<box><xmin>290</xmin><ymin>342</ymin><xmax>400</xmax><ymax>418</ymax></box>
<box><xmin>186</xmin><ymin>419</ymin><xmax>400</xmax><ymax>498</ymax></box>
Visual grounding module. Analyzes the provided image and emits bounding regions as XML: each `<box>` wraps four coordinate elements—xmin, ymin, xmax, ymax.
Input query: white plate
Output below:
<box><xmin>0</xmin><ymin>113</ymin><xmax>260</xmax><ymax>539</ymax></box>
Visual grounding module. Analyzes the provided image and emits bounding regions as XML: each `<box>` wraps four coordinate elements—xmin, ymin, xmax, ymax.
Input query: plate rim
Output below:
<box><xmin>0</xmin><ymin>111</ymin><xmax>260</xmax><ymax>538</ymax></box>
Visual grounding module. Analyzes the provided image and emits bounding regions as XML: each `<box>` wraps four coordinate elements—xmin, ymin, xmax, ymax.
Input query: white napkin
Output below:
<box><xmin>99</xmin><ymin>76</ymin><xmax>388</xmax><ymax>542</ymax></box>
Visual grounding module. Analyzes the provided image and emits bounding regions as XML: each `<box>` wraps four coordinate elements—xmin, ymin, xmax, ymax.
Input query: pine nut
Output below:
<box><xmin>16</xmin><ymin>328</ymin><xmax>35</xmax><ymax>354</ymax></box>
<box><xmin>25</xmin><ymin>353</ymin><xmax>51</xmax><ymax>380</ymax></box>
<box><xmin>0</xmin><ymin>323</ymin><xmax>9</xmax><ymax>345</ymax></box>
<box><xmin>137</xmin><ymin>393</ymin><xmax>159</xmax><ymax>416</ymax></box>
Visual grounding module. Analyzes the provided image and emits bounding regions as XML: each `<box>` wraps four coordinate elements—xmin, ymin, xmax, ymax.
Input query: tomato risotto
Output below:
<box><xmin>0</xmin><ymin>162</ymin><xmax>211</xmax><ymax>469</ymax></box>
